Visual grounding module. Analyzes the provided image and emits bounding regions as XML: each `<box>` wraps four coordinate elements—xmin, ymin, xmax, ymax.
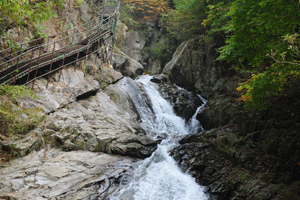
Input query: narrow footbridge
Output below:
<box><xmin>0</xmin><ymin>0</ymin><xmax>119</xmax><ymax>88</ymax></box>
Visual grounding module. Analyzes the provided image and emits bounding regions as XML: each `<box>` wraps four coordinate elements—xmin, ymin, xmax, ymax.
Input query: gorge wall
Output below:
<box><xmin>1</xmin><ymin>1</ymin><xmax>300</xmax><ymax>199</ymax></box>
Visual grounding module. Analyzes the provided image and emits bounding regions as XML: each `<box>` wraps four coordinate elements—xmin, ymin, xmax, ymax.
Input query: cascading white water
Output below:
<box><xmin>186</xmin><ymin>95</ymin><xmax>207</xmax><ymax>134</ymax></box>
<box><xmin>110</xmin><ymin>75</ymin><xmax>208</xmax><ymax>200</ymax></box>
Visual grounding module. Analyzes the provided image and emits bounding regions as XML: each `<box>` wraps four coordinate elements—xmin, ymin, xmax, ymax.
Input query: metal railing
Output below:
<box><xmin>0</xmin><ymin>0</ymin><xmax>119</xmax><ymax>88</ymax></box>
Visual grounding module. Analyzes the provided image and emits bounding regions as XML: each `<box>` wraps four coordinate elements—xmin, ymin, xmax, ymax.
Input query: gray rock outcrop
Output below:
<box><xmin>112</xmin><ymin>50</ymin><xmax>144</xmax><ymax>78</ymax></box>
<box><xmin>45</xmin><ymin>90</ymin><xmax>157</xmax><ymax>158</ymax></box>
<box><xmin>163</xmin><ymin>38</ymin><xmax>232</xmax><ymax>99</ymax></box>
<box><xmin>13</xmin><ymin>67</ymin><xmax>157</xmax><ymax>159</ymax></box>
<box><xmin>120</xmin><ymin>22</ymin><xmax>155</xmax><ymax>64</ymax></box>
<box><xmin>0</xmin><ymin>149</ymin><xmax>137</xmax><ymax>199</ymax></box>
<box><xmin>21</xmin><ymin>68</ymin><xmax>100</xmax><ymax>114</ymax></box>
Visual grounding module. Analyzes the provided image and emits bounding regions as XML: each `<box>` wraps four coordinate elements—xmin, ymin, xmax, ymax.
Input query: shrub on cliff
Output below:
<box><xmin>0</xmin><ymin>85</ymin><xmax>43</xmax><ymax>136</ymax></box>
<box><xmin>0</xmin><ymin>0</ymin><xmax>53</xmax><ymax>27</ymax></box>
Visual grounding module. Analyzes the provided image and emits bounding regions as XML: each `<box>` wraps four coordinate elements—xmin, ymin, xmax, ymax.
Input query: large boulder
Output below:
<box><xmin>112</xmin><ymin>51</ymin><xmax>144</xmax><ymax>78</ymax></box>
<box><xmin>163</xmin><ymin>39</ymin><xmax>232</xmax><ymax>99</ymax></box>
<box><xmin>104</xmin><ymin>81</ymin><xmax>139</xmax><ymax>120</ymax></box>
<box><xmin>170</xmin><ymin>129</ymin><xmax>282</xmax><ymax>200</ymax></box>
<box><xmin>95</xmin><ymin>63</ymin><xmax>123</xmax><ymax>86</ymax></box>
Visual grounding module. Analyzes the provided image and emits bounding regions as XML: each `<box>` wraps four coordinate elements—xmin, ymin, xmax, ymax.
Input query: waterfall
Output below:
<box><xmin>110</xmin><ymin>75</ymin><xmax>208</xmax><ymax>200</ymax></box>
<box><xmin>186</xmin><ymin>95</ymin><xmax>207</xmax><ymax>134</ymax></box>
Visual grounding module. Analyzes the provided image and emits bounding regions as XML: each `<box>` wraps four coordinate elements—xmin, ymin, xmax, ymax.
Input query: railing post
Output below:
<box><xmin>58</xmin><ymin>37</ymin><xmax>68</xmax><ymax>82</ymax></box>
<box><xmin>26</xmin><ymin>49</ymin><xmax>35</xmax><ymax>83</ymax></box>
<box><xmin>46</xmin><ymin>41</ymin><xmax>57</xmax><ymax>89</ymax></box>
<box><xmin>74</xmin><ymin>33</ymin><xmax>83</xmax><ymax>71</ymax></box>
<box><xmin>46</xmin><ymin>37</ymin><xmax>50</xmax><ymax>53</ymax></box>
<box><xmin>96</xmin><ymin>38</ymin><xmax>101</xmax><ymax>64</ymax></box>
<box><xmin>72</xmin><ymin>29</ymin><xmax>76</xmax><ymax>45</ymax></box>
<box><xmin>32</xmin><ymin>46</ymin><xmax>43</xmax><ymax>89</ymax></box>
<box><xmin>12</xmin><ymin>43</ymin><xmax>23</xmax><ymax>85</ymax></box>
<box><xmin>85</xmin><ymin>28</ymin><xmax>93</xmax><ymax>60</ymax></box>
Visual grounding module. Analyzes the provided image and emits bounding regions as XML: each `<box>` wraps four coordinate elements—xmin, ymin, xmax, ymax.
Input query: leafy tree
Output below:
<box><xmin>164</xmin><ymin>0</ymin><xmax>209</xmax><ymax>41</ymax></box>
<box><xmin>236</xmin><ymin>34</ymin><xmax>300</xmax><ymax>110</ymax></box>
<box><xmin>204</xmin><ymin>0</ymin><xmax>300</xmax><ymax>110</ymax></box>
<box><xmin>217</xmin><ymin>0</ymin><xmax>300</xmax><ymax>67</ymax></box>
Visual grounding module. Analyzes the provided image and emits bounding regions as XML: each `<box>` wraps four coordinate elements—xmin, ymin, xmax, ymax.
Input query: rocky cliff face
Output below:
<box><xmin>163</xmin><ymin>38</ymin><xmax>233</xmax><ymax>99</ymax></box>
<box><xmin>113</xmin><ymin>17</ymin><xmax>174</xmax><ymax>77</ymax></box>
<box><xmin>0</xmin><ymin>0</ymin><xmax>97</xmax><ymax>53</ymax></box>
<box><xmin>162</xmin><ymin>34</ymin><xmax>300</xmax><ymax>200</ymax></box>
<box><xmin>0</xmin><ymin>65</ymin><xmax>157</xmax><ymax>199</ymax></box>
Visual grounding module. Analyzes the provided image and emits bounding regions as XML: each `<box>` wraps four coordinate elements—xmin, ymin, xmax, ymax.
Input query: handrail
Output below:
<box><xmin>0</xmin><ymin>0</ymin><xmax>120</xmax><ymax>88</ymax></box>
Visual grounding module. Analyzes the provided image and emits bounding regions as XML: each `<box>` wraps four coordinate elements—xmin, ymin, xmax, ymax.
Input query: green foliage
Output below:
<box><xmin>164</xmin><ymin>0</ymin><xmax>209</xmax><ymax>41</ymax></box>
<box><xmin>207</xmin><ymin>0</ymin><xmax>300</xmax><ymax>110</ymax></box>
<box><xmin>150</xmin><ymin>37</ymin><xmax>177</xmax><ymax>63</ymax></box>
<box><xmin>0</xmin><ymin>0</ymin><xmax>54</xmax><ymax>26</ymax></box>
<box><xmin>164</xmin><ymin>0</ymin><xmax>300</xmax><ymax>110</ymax></box>
<box><xmin>0</xmin><ymin>85</ymin><xmax>36</xmax><ymax>100</ymax></box>
<box><xmin>34</xmin><ymin>25</ymin><xmax>48</xmax><ymax>39</ymax></box>
<box><xmin>0</xmin><ymin>85</ymin><xmax>43</xmax><ymax>136</ymax></box>
<box><xmin>119</xmin><ymin>3</ymin><xmax>141</xmax><ymax>29</ymax></box>
<box><xmin>217</xmin><ymin>0</ymin><xmax>300</xmax><ymax>67</ymax></box>
<box><xmin>236</xmin><ymin>32</ymin><xmax>300</xmax><ymax>110</ymax></box>
<box><xmin>202</xmin><ymin>1</ymin><xmax>232</xmax><ymax>35</ymax></box>
<box><xmin>237</xmin><ymin>63</ymin><xmax>300</xmax><ymax>110</ymax></box>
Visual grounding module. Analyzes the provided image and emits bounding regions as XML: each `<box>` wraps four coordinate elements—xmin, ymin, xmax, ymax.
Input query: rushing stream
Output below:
<box><xmin>110</xmin><ymin>75</ymin><xmax>208</xmax><ymax>200</ymax></box>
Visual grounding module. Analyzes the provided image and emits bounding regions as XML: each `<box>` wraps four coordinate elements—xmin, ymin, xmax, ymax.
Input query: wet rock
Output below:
<box><xmin>156</xmin><ymin>82</ymin><xmax>203</xmax><ymax>121</ymax></box>
<box><xmin>170</xmin><ymin>128</ymin><xmax>283</xmax><ymax>200</ymax></box>
<box><xmin>210</xmin><ymin>180</ymin><xmax>237</xmax><ymax>199</ymax></box>
<box><xmin>197</xmin><ymin>96</ymin><xmax>241</xmax><ymax>130</ymax></box>
<box><xmin>254</xmin><ymin>184</ymin><xmax>281</xmax><ymax>200</ymax></box>
<box><xmin>104</xmin><ymin>78</ymin><xmax>140</xmax><ymax>120</ymax></box>
<box><xmin>150</xmin><ymin>75</ymin><xmax>168</xmax><ymax>83</ymax></box>
<box><xmin>95</xmin><ymin>63</ymin><xmax>123</xmax><ymax>85</ymax></box>
<box><xmin>202</xmin><ymin>167</ymin><xmax>216</xmax><ymax>176</ymax></box>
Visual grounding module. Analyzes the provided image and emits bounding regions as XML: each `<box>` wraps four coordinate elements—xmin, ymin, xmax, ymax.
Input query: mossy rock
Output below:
<box><xmin>101</xmin><ymin>82</ymin><xmax>109</xmax><ymax>89</ymax></box>
<box><xmin>279</xmin><ymin>181</ymin><xmax>300</xmax><ymax>200</ymax></box>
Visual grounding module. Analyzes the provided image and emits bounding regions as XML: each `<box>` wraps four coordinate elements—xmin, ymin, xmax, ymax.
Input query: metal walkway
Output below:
<box><xmin>0</xmin><ymin>0</ymin><xmax>119</xmax><ymax>88</ymax></box>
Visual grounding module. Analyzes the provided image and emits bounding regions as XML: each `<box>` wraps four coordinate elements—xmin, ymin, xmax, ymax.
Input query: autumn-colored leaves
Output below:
<box><xmin>124</xmin><ymin>0</ymin><xmax>171</xmax><ymax>21</ymax></box>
